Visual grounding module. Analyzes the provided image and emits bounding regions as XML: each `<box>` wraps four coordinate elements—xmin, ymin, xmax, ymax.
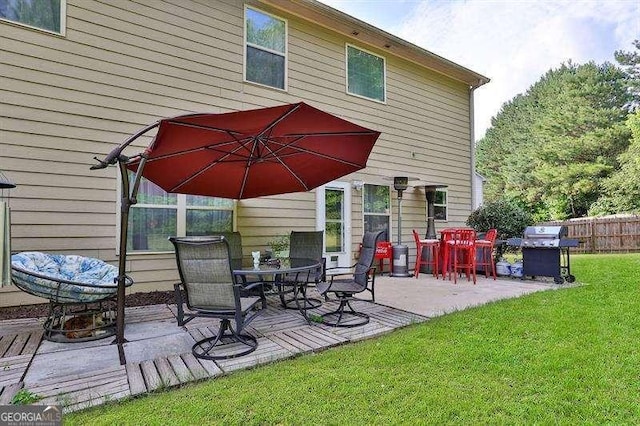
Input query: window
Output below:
<box><xmin>434</xmin><ymin>189</ymin><xmax>448</xmax><ymax>221</ymax></box>
<box><xmin>346</xmin><ymin>44</ymin><xmax>386</xmax><ymax>102</ymax></box>
<box><xmin>244</xmin><ymin>6</ymin><xmax>287</xmax><ymax>90</ymax></box>
<box><xmin>0</xmin><ymin>0</ymin><xmax>65</xmax><ymax>34</ymax></box>
<box><xmin>126</xmin><ymin>176</ymin><xmax>234</xmax><ymax>253</ymax></box>
<box><xmin>324</xmin><ymin>188</ymin><xmax>345</xmax><ymax>253</ymax></box>
<box><xmin>363</xmin><ymin>184</ymin><xmax>390</xmax><ymax>241</ymax></box>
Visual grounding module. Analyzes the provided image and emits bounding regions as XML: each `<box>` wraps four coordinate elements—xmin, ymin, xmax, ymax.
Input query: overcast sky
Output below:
<box><xmin>318</xmin><ymin>0</ymin><xmax>639</xmax><ymax>140</ymax></box>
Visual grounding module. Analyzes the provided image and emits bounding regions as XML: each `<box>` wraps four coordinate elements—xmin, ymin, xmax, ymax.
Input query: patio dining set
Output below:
<box><xmin>168</xmin><ymin>229</ymin><xmax>386</xmax><ymax>360</ymax></box>
<box><xmin>412</xmin><ymin>227</ymin><xmax>499</xmax><ymax>284</ymax></box>
<box><xmin>10</xmin><ymin>229</ymin><xmax>386</xmax><ymax>363</ymax></box>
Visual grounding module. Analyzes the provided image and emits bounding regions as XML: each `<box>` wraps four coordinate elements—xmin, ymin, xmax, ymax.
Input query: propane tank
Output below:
<box><xmin>510</xmin><ymin>259</ymin><xmax>524</xmax><ymax>278</ymax></box>
<box><xmin>496</xmin><ymin>258</ymin><xmax>511</xmax><ymax>276</ymax></box>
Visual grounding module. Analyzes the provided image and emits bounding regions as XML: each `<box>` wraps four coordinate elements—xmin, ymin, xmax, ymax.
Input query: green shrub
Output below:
<box><xmin>11</xmin><ymin>389</ymin><xmax>41</xmax><ymax>405</ymax></box>
<box><xmin>267</xmin><ymin>234</ymin><xmax>290</xmax><ymax>254</ymax></box>
<box><xmin>466</xmin><ymin>199</ymin><xmax>532</xmax><ymax>240</ymax></box>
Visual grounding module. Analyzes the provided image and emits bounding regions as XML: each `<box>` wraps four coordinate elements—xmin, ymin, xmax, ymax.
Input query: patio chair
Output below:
<box><xmin>11</xmin><ymin>252</ymin><xmax>133</xmax><ymax>342</ymax></box>
<box><xmin>475</xmin><ymin>229</ymin><xmax>497</xmax><ymax>279</ymax></box>
<box><xmin>412</xmin><ymin>229</ymin><xmax>440</xmax><ymax>279</ymax></box>
<box><xmin>316</xmin><ymin>230</ymin><xmax>384</xmax><ymax>327</ymax></box>
<box><xmin>289</xmin><ymin>230</ymin><xmax>325</xmax><ymax>281</ymax></box>
<box><xmin>279</xmin><ymin>231</ymin><xmax>325</xmax><ymax>310</ymax></box>
<box><xmin>445</xmin><ymin>229</ymin><xmax>477</xmax><ymax>284</ymax></box>
<box><xmin>213</xmin><ymin>232</ymin><xmax>243</xmax><ymax>270</ymax></box>
<box><xmin>170</xmin><ymin>236</ymin><xmax>265</xmax><ymax>360</ymax></box>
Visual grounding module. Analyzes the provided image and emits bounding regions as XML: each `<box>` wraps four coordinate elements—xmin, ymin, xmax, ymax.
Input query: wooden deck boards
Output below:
<box><xmin>0</xmin><ymin>330</ymin><xmax>43</xmax><ymax>358</ymax></box>
<box><xmin>213</xmin><ymin>338</ymin><xmax>292</xmax><ymax>373</ymax></box>
<box><xmin>0</xmin><ymin>382</ymin><xmax>23</xmax><ymax>404</ymax></box>
<box><xmin>6</xmin><ymin>298</ymin><xmax>427</xmax><ymax>412</ymax></box>
<box><xmin>0</xmin><ymin>355</ymin><xmax>31</xmax><ymax>388</ymax></box>
<box><xmin>0</xmin><ymin>328</ymin><xmax>44</xmax><ymax>401</ymax></box>
<box><xmin>28</xmin><ymin>365</ymin><xmax>129</xmax><ymax>413</ymax></box>
<box><xmin>125</xmin><ymin>304</ymin><xmax>176</xmax><ymax>324</ymax></box>
<box><xmin>0</xmin><ymin>318</ymin><xmax>44</xmax><ymax>335</ymax></box>
<box><xmin>125</xmin><ymin>351</ymin><xmax>225</xmax><ymax>395</ymax></box>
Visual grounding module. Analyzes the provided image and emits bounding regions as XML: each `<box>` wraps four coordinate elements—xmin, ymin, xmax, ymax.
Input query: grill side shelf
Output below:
<box><xmin>506</xmin><ymin>238</ymin><xmax>522</xmax><ymax>247</ymax></box>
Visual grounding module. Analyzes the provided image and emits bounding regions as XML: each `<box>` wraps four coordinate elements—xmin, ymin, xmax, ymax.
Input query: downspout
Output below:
<box><xmin>469</xmin><ymin>84</ymin><xmax>477</xmax><ymax>212</ymax></box>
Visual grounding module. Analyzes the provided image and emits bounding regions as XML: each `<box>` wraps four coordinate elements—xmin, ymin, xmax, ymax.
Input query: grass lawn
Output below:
<box><xmin>66</xmin><ymin>253</ymin><xmax>640</xmax><ymax>425</ymax></box>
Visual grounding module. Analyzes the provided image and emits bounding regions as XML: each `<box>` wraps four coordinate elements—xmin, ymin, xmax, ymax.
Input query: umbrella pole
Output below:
<box><xmin>114</xmin><ymin>154</ymin><xmax>149</xmax><ymax>365</ymax></box>
<box><xmin>91</xmin><ymin>122</ymin><xmax>158</xmax><ymax>366</ymax></box>
<box><xmin>115</xmin><ymin>160</ymin><xmax>130</xmax><ymax>365</ymax></box>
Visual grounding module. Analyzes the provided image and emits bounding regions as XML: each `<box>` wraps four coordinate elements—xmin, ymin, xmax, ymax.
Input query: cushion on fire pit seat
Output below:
<box><xmin>11</xmin><ymin>252</ymin><xmax>124</xmax><ymax>304</ymax></box>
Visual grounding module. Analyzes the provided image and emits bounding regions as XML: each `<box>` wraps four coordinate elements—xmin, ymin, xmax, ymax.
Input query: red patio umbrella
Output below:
<box><xmin>91</xmin><ymin>102</ymin><xmax>381</xmax><ymax>364</ymax></box>
<box><xmin>127</xmin><ymin>102</ymin><xmax>380</xmax><ymax>199</ymax></box>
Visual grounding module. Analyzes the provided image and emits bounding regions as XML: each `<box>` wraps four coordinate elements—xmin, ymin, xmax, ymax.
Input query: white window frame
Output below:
<box><xmin>345</xmin><ymin>43</ymin><xmax>387</xmax><ymax>104</ymax></box>
<box><xmin>0</xmin><ymin>0</ymin><xmax>66</xmax><ymax>36</ymax></box>
<box><xmin>116</xmin><ymin>173</ymin><xmax>237</xmax><ymax>255</ymax></box>
<box><xmin>362</xmin><ymin>183</ymin><xmax>392</xmax><ymax>240</ymax></box>
<box><xmin>434</xmin><ymin>188</ymin><xmax>448</xmax><ymax>222</ymax></box>
<box><xmin>243</xmin><ymin>5</ymin><xmax>288</xmax><ymax>91</ymax></box>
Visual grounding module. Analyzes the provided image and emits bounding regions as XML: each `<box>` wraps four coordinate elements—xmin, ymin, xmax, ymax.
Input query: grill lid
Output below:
<box><xmin>508</xmin><ymin>225</ymin><xmax>578</xmax><ymax>248</ymax></box>
<box><xmin>523</xmin><ymin>226</ymin><xmax>568</xmax><ymax>239</ymax></box>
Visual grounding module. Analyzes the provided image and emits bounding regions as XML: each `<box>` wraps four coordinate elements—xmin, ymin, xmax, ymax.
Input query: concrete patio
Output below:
<box><xmin>0</xmin><ymin>274</ymin><xmax>558</xmax><ymax>412</ymax></box>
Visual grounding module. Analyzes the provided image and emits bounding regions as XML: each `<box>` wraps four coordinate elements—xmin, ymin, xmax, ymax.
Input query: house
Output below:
<box><xmin>473</xmin><ymin>172</ymin><xmax>487</xmax><ymax>210</ymax></box>
<box><xmin>0</xmin><ymin>0</ymin><xmax>489</xmax><ymax>307</ymax></box>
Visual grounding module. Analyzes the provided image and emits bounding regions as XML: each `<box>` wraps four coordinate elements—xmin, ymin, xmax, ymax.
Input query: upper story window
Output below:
<box><xmin>0</xmin><ymin>0</ymin><xmax>65</xmax><ymax>34</ymax></box>
<box><xmin>363</xmin><ymin>184</ymin><xmax>391</xmax><ymax>241</ymax></box>
<box><xmin>126</xmin><ymin>176</ymin><xmax>234</xmax><ymax>253</ymax></box>
<box><xmin>434</xmin><ymin>189</ymin><xmax>448</xmax><ymax>221</ymax></box>
<box><xmin>346</xmin><ymin>44</ymin><xmax>386</xmax><ymax>103</ymax></box>
<box><xmin>244</xmin><ymin>6</ymin><xmax>287</xmax><ymax>90</ymax></box>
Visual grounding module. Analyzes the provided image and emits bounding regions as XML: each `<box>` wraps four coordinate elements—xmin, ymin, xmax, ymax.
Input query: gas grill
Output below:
<box><xmin>507</xmin><ymin>226</ymin><xmax>579</xmax><ymax>284</ymax></box>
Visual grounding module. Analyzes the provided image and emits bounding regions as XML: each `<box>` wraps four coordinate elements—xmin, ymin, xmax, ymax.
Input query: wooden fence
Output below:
<box><xmin>543</xmin><ymin>215</ymin><xmax>640</xmax><ymax>253</ymax></box>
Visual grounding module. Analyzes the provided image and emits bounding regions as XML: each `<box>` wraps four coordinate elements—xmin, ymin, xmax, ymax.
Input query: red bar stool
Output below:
<box><xmin>412</xmin><ymin>230</ymin><xmax>439</xmax><ymax>278</ymax></box>
<box><xmin>475</xmin><ymin>229</ymin><xmax>497</xmax><ymax>279</ymax></box>
<box><xmin>446</xmin><ymin>228</ymin><xmax>477</xmax><ymax>284</ymax></box>
<box><xmin>439</xmin><ymin>228</ymin><xmax>457</xmax><ymax>279</ymax></box>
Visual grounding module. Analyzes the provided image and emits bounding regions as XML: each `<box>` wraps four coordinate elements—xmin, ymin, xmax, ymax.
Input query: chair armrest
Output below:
<box><xmin>325</xmin><ymin>262</ymin><xmax>356</xmax><ymax>271</ymax></box>
<box><xmin>237</xmin><ymin>280</ymin><xmax>265</xmax><ymax>292</ymax></box>
<box><xmin>325</xmin><ymin>264</ymin><xmax>355</xmax><ymax>274</ymax></box>
<box><xmin>325</xmin><ymin>266</ymin><xmax>354</xmax><ymax>282</ymax></box>
<box><xmin>354</xmin><ymin>266</ymin><xmax>376</xmax><ymax>280</ymax></box>
<box><xmin>320</xmin><ymin>257</ymin><xmax>327</xmax><ymax>282</ymax></box>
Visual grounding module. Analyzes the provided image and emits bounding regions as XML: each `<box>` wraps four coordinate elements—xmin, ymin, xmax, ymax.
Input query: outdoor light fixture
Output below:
<box><xmin>1</xmin><ymin>170</ymin><xmax>15</xmax><ymax>288</ymax></box>
<box><xmin>393</xmin><ymin>176</ymin><xmax>409</xmax><ymax>192</ymax></box>
<box><xmin>352</xmin><ymin>180</ymin><xmax>364</xmax><ymax>191</ymax></box>
<box><xmin>0</xmin><ymin>170</ymin><xmax>16</xmax><ymax>190</ymax></box>
<box><xmin>0</xmin><ymin>170</ymin><xmax>16</xmax><ymax>205</ymax></box>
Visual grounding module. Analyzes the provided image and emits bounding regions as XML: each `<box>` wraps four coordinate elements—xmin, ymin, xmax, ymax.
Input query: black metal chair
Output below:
<box><xmin>280</xmin><ymin>230</ymin><xmax>325</xmax><ymax>310</ymax></box>
<box><xmin>214</xmin><ymin>232</ymin><xmax>243</xmax><ymax>270</ymax></box>
<box><xmin>316</xmin><ymin>230</ymin><xmax>384</xmax><ymax>327</ymax></box>
<box><xmin>170</xmin><ymin>236</ymin><xmax>265</xmax><ymax>360</ymax></box>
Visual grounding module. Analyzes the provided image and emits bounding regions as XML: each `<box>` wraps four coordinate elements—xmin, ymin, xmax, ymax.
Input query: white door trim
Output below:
<box><xmin>316</xmin><ymin>182</ymin><xmax>352</xmax><ymax>268</ymax></box>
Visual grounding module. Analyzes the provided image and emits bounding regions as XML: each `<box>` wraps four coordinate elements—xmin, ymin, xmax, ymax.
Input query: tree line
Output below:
<box><xmin>476</xmin><ymin>40</ymin><xmax>639</xmax><ymax>222</ymax></box>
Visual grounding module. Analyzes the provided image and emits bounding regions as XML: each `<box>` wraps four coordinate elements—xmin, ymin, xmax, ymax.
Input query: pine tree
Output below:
<box><xmin>476</xmin><ymin>59</ymin><xmax>633</xmax><ymax>220</ymax></box>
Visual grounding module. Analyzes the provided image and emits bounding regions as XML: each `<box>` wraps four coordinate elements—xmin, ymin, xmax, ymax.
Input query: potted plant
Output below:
<box><xmin>267</xmin><ymin>234</ymin><xmax>290</xmax><ymax>259</ymax></box>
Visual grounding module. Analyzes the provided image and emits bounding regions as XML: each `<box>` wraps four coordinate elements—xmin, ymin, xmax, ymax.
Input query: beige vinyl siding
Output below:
<box><xmin>0</xmin><ymin>0</ymin><xmax>475</xmax><ymax>306</ymax></box>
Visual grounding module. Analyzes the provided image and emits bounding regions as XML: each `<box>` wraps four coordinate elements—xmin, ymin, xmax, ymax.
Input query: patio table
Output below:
<box><xmin>233</xmin><ymin>258</ymin><xmax>322</xmax><ymax>324</ymax></box>
<box><xmin>439</xmin><ymin>227</ymin><xmax>475</xmax><ymax>278</ymax></box>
